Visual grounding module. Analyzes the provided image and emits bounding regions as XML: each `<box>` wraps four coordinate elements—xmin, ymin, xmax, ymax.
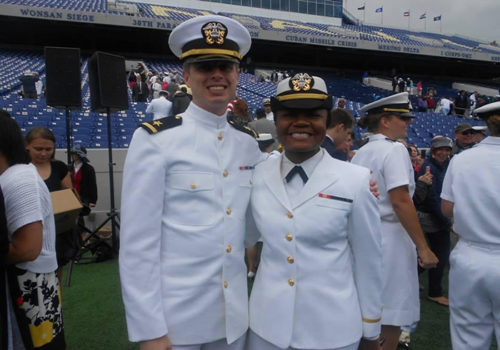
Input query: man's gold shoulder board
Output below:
<box><xmin>140</xmin><ymin>116</ymin><xmax>182</xmax><ymax>134</ymax></box>
<box><xmin>227</xmin><ymin>115</ymin><xmax>258</xmax><ymax>139</ymax></box>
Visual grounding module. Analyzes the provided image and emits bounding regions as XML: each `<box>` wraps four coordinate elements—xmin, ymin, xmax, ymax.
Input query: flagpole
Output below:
<box><xmin>408</xmin><ymin>10</ymin><xmax>410</xmax><ymax>30</ymax></box>
<box><xmin>381</xmin><ymin>9</ymin><xmax>383</xmax><ymax>25</ymax></box>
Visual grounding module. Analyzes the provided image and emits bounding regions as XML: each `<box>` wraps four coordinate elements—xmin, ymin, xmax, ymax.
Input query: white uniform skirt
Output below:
<box><xmin>380</xmin><ymin>220</ymin><xmax>420</xmax><ymax>326</ymax></box>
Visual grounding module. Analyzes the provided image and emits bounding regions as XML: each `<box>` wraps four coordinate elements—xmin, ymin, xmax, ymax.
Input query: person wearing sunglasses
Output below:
<box><xmin>119</xmin><ymin>15</ymin><xmax>263</xmax><ymax>350</ymax></box>
<box><xmin>451</xmin><ymin>123</ymin><xmax>475</xmax><ymax>156</ymax></box>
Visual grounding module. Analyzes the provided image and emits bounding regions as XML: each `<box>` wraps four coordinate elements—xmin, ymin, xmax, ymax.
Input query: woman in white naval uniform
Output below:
<box><xmin>441</xmin><ymin>101</ymin><xmax>500</xmax><ymax>350</ymax></box>
<box><xmin>351</xmin><ymin>92</ymin><xmax>438</xmax><ymax>350</ymax></box>
<box><xmin>247</xmin><ymin>73</ymin><xmax>383</xmax><ymax>350</ymax></box>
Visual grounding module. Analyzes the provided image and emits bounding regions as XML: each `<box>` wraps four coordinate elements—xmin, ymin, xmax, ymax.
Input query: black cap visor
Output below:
<box><xmin>271</xmin><ymin>95</ymin><xmax>332</xmax><ymax>113</ymax></box>
<box><xmin>184</xmin><ymin>54</ymin><xmax>240</xmax><ymax>64</ymax></box>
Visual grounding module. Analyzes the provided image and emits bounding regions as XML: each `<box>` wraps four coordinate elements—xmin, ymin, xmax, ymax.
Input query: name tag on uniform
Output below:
<box><xmin>239</xmin><ymin>166</ymin><xmax>255</xmax><ymax>170</ymax></box>
<box><xmin>318</xmin><ymin>193</ymin><xmax>353</xmax><ymax>203</ymax></box>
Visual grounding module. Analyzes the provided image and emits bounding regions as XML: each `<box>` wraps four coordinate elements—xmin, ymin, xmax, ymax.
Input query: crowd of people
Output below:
<box><xmin>3</xmin><ymin>13</ymin><xmax>499</xmax><ymax>350</ymax></box>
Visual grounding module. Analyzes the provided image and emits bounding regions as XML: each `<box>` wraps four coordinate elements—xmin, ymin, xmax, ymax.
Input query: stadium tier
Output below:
<box><xmin>1</xmin><ymin>50</ymin><xmax>488</xmax><ymax>149</ymax></box>
<box><xmin>1</xmin><ymin>0</ymin><xmax>499</xmax><ymax>60</ymax></box>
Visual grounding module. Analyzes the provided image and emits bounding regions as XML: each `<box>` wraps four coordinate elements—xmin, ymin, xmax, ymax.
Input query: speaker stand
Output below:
<box><xmin>65</xmin><ymin>107</ymin><xmax>120</xmax><ymax>287</ymax></box>
<box><xmin>65</xmin><ymin>107</ymin><xmax>72</xmax><ymax>164</ymax></box>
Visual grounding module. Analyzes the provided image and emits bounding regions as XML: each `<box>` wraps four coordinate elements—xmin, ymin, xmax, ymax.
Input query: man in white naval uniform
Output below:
<box><xmin>146</xmin><ymin>90</ymin><xmax>173</xmax><ymax>120</ymax></box>
<box><xmin>441</xmin><ymin>101</ymin><xmax>500</xmax><ymax>350</ymax></box>
<box><xmin>119</xmin><ymin>15</ymin><xmax>263</xmax><ymax>350</ymax></box>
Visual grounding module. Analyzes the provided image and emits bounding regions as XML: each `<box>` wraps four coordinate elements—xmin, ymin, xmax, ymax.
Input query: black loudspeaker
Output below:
<box><xmin>88</xmin><ymin>51</ymin><xmax>129</xmax><ymax>113</ymax></box>
<box><xmin>45</xmin><ymin>47</ymin><xmax>82</xmax><ymax>109</ymax></box>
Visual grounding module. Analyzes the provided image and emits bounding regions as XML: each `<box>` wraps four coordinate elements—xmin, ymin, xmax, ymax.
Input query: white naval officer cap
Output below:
<box><xmin>256</xmin><ymin>133</ymin><xmax>273</xmax><ymax>142</ymax></box>
<box><xmin>271</xmin><ymin>73</ymin><xmax>333</xmax><ymax>112</ymax></box>
<box><xmin>474</xmin><ymin>101</ymin><xmax>500</xmax><ymax>120</ymax></box>
<box><xmin>168</xmin><ymin>15</ymin><xmax>251</xmax><ymax>64</ymax></box>
<box><xmin>360</xmin><ymin>92</ymin><xmax>414</xmax><ymax>117</ymax></box>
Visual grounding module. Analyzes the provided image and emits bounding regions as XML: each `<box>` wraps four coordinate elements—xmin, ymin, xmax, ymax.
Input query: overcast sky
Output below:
<box><xmin>344</xmin><ymin>0</ymin><xmax>500</xmax><ymax>43</ymax></box>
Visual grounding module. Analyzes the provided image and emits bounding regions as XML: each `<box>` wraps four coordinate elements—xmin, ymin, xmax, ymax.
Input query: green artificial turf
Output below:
<box><xmin>62</xmin><ymin>257</ymin><xmax>497</xmax><ymax>350</ymax></box>
<box><xmin>62</xmin><ymin>256</ymin><xmax>138</xmax><ymax>349</ymax></box>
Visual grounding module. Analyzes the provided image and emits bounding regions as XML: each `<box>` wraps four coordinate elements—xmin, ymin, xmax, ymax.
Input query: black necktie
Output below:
<box><xmin>286</xmin><ymin>166</ymin><xmax>308</xmax><ymax>184</ymax></box>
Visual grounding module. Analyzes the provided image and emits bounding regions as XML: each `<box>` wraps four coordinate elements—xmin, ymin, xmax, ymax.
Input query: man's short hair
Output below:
<box><xmin>255</xmin><ymin>108</ymin><xmax>266</xmax><ymax>119</ymax></box>
<box><xmin>328</xmin><ymin>108</ymin><xmax>354</xmax><ymax>129</ymax></box>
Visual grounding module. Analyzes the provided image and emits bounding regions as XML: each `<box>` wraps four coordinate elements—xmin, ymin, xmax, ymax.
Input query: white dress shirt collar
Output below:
<box><xmin>185</xmin><ymin>101</ymin><xmax>228</xmax><ymax>129</ymax></box>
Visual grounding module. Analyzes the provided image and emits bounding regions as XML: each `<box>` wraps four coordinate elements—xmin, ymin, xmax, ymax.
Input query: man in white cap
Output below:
<box><xmin>441</xmin><ymin>101</ymin><xmax>500</xmax><ymax>350</ymax></box>
<box><xmin>119</xmin><ymin>15</ymin><xmax>263</xmax><ymax>350</ymax></box>
<box><xmin>263</xmin><ymin>98</ymin><xmax>274</xmax><ymax>121</ymax></box>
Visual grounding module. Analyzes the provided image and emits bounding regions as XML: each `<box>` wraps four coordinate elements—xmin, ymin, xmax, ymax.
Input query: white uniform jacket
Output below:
<box><xmin>119</xmin><ymin>103</ymin><xmax>264</xmax><ymax>344</ymax></box>
<box><xmin>146</xmin><ymin>96</ymin><xmax>173</xmax><ymax>120</ymax></box>
<box><xmin>249</xmin><ymin>152</ymin><xmax>383</xmax><ymax>349</ymax></box>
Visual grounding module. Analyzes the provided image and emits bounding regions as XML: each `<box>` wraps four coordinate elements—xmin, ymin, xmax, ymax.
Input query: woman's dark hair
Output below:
<box><xmin>0</xmin><ymin>110</ymin><xmax>30</xmax><ymax>166</ymax></box>
<box><xmin>486</xmin><ymin>115</ymin><xmax>500</xmax><ymax>136</ymax></box>
<box><xmin>25</xmin><ymin>126</ymin><xmax>57</xmax><ymax>159</ymax></box>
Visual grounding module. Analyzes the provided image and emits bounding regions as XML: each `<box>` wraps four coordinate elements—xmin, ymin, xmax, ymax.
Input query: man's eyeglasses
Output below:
<box><xmin>192</xmin><ymin>61</ymin><xmax>238</xmax><ymax>73</ymax></box>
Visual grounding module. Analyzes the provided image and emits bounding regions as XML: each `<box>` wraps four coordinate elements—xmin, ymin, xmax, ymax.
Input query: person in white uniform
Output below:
<box><xmin>146</xmin><ymin>90</ymin><xmax>173</xmax><ymax>120</ymax></box>
<box><xmin>247</xmin><ymin>73</ymin><xmax>383</xmax><ymax>350</ymax></box>
<box><xmin>441</xmin><ymin>101</ymin><xmax>500</xmax><ymax>350</ymax></box>
<box><xmin>119</xmin><ymin>15</ymin><xmax>264</xmax><ymax>350</ymax></box>
<box><xmin>351</xmin><ymin>92</ymin><xmax>438</xmax><ymax>350</ymax></box>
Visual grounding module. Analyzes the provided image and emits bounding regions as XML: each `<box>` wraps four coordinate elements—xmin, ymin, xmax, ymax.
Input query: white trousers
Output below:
<box><xmin>449</xmin><ymin>240</ymin><xmax>500</xmax><ymax>350</ymax></box>
<box><xmin>173</xmin><ymin>333</ymin><xmax>247</xmax><ymax>350</ymax></box>
<box><xmin>246</xmin><ymin>330</ymin><xmax>359</xmax><ymax>350</ymax></box>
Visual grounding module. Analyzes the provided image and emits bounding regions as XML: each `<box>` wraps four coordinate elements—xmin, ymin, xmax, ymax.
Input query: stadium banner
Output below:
<box><xmin>0</xmin><ymin>3</ymin><xmax>497</xmax><ymax>63</ymax></box>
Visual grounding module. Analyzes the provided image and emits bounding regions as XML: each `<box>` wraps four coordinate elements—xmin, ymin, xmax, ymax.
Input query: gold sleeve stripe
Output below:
<box><xmin>276</xmin><ymin>93</ymin><xmax>328</xmax><ymax>102</ymax></box>
<box><xmin>142</xmin><ymin>123</ymin><xmax>157</xmax><ymax>133</ymax></box>
<box><xmin>180</xmin><ymin>48</ymin><xmax>242</xmax><ymax>60</ymax></box>
<box><xmin>382</xmin><ymin>107</ymin><xmax>410</xmax><ymax>113</ymax></box>
<box><xmin>362</xmin><ymin>317</ymin><xmax>382</xmax><ymax>323</ymax></box>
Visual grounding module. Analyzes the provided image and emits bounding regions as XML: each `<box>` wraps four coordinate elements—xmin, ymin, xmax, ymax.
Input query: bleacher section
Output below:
<box><xmin>1</xmin><ymin>0</ymin><xmax>499</xmax><ymax>61</ymax></box>
<box><xmin>0</xmin><ymin>50</ymin><xmax>488</xmax><ymax>150</ymax></box>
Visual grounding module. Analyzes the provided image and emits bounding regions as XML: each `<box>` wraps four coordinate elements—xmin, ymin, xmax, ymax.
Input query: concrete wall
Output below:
<box><xmin>55</xmin><ymin>148</ymin><xmax>128</xmax><ymax>229</ymax></box>
<box><xmin>452</xmin><ymin>82</ymin><xmax>499</xmax><ymax>96</ymax></box>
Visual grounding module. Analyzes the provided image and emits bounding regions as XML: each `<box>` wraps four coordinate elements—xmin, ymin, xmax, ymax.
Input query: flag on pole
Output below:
<box><xmin>419</xmin><ymin>13</ymin><xmax>426</xmax><ymax>19</ymax></box>
<box><xmin>403</xmin><ymin>11</ymin><xmax>410</xmax><ymax>17</ymax></box>
<box><xmin>433</xmin><ymin>15</ymin><xmax>442</xmax><ymax>21</ymax></box>
<box><xmin>357</xmin><ymin>5</ymin><xmax>365</xmax><ymax>10</ymax></box>
<box><xmin>375</xmin><ymin>7</ymin><xmax>383</xmax><ymax>13</ymax></box>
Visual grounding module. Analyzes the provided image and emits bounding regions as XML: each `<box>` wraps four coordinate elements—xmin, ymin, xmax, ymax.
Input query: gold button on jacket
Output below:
<box><xmin>285</xmin><ymin>233</ymin><xmax>293</xmax><ymax>241</ymax></box>
<box><xmin>287</xmin><ymin>256</ymin><xmax>294</xmax><ymax>264</ymax></box>
<box><xmin>226</xmin><ymin>245</ymin><xmax>232</xmax><ymax>253</ymax></box>
<box><xmin>223</xmin><ymin>170</ymin><xmax>229</xmax><ymax>177</ymax></box>
<box><xmin>288</xmin><ymin>278</ymin><xmax>295</xmax><ymax>287</ymax></box>
<box><xmin>287</xmin><ymin>211</ymin><xmax>293</xmax><ymax>219</ymax></box>
<box><xmin>223</xmin><ymin>281</ymin><xmax>229</xmax><ymax>288</ymax></box>
<box><xmin>226</xmin><ymin>208</ymin><xmax>232</xmax><ymax>215</ymax></box>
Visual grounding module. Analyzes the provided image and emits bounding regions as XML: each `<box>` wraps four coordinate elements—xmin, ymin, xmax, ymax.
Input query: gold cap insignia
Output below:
<box><xmin>202</xmin><ymin>22</ymin><xmax>227</xmax><ymax>45</ymax></box>
<box><xmin>289</xmin><ymin>73</ymin><xmax>313</xmax><ymax>92</ymax></box>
